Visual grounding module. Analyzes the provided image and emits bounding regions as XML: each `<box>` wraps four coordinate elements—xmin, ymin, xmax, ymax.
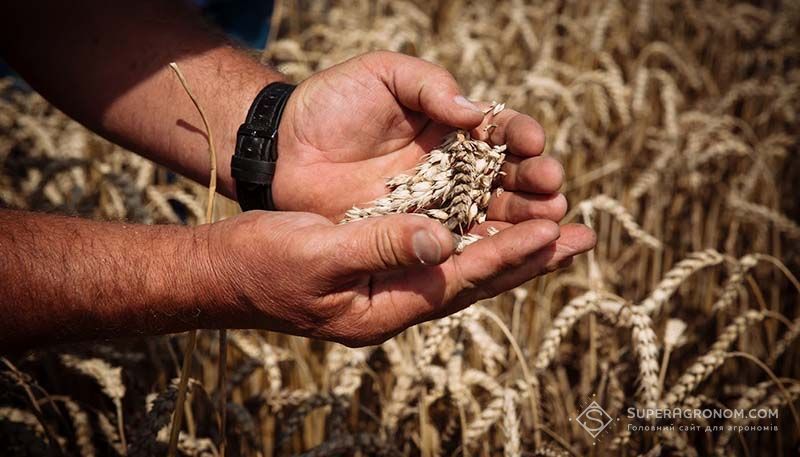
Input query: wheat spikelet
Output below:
<box><xmin>689</xmin><ymin>137</ymin><xmax>751</xmax><ymax>169</ymax></box>
<box><xmin>230</xmin><ymin>332</ymin><xmax>284</xmax><ymax>393</ymax></box>
<box><xmin>0</xmin><ymin>406</ymin><xmax>46</xmax><ymax>438</ymax></box>
<box><xmin>636</xmin><ymin>249</ymin><xmax>725</xmax><ymax>315</ymax></box>
<box><xmin>263</xmin><ymin>389</ymin><xmax>315</xmax><ymax>414</ymax></box>
<box><xmin>225</xmin><ymin>402</ymin><xmax>259</xmax><ymax>452</ymax></box>
<box><xmin>464</xmin><ymin>391</ymin><xmax>504</xmax><ymax>445</ymax></box>
<box><xmin>417</xmin><ymin>312</ymin><xmax>466</xmax><ymax>366</ymax></box>
<box><xmin>96</xmin><ymin>411</ymin><xmax>126</xmax><ymax>456</ymax></box>
<box><xmin>60</xmin><ymin>354</ymin><xmax>126</xmax><ymax>452</ymax></box>
<box><xmin>129</xmin><ymin>383</ymin><xmax>180</xmax><ymax>457</ymax></box>
<box><xmin>652</xmin><ymin>69</ymin><xmax>681</xmax><ymax>139</ymax></box>
<box><xmin>664</xmin><ymin>311</ymin><xmax>765</xmax><ymax>407</ymax></box>
<box><xmin>590</xmin><ymin>0</ymin><xmax>619</xmax><ymax>51</ymax></box>
<box><xmin>717</xmin><ymin>383</ymin><xmax>800</xmax><ymax>455</ymax></box>
<box><xmin>343</xmin><ymin>127</ymin><xmax>507</xmax><ymax>250</ymax></box>
<box><xmin>770</xmin><ymin>314</ymin><xmax>800</xmax><ymax>365</ymax></box>
<box><xmin>381</xmin><ymin>339</ymin><xmax>417</xmax><ymax>432</ymax></box>
<box><xmin>584</xmin><ymin>195</ymin><xmax>662</xmax><ymax>249</ymax></box>
<box><xmin>535</xmin><ymin>291</ymin><xmax>598</xmax><ymax>370</ymax></box>
<box><xmin>60</xmin><ymin>354</ymin><xmax>125</xmax><ymax>405</ymax></box>
<box><xmin>709</xmin><ymin>310</ymin><xmax>765</xmax><ymax>352</ymax></box>
<box><xmin>3</xmin><ymin>1</ymin><xmax>800</xmax><ymax>455</ymax></box>
<box><xmin>637</xmin><ymin>41</ymin><xmax>704</xmax><ymax>90</ymax></box>
<box><xmin>502</xmin><ymin>388</ymin><xmax>521</xmax><ymax>457</ymax></box>
<box><xmin>658</xmin><ymin>428</ymin><xmax>698</xmax><ymax>457</ymax></box>
<box><xmin>728</xmin><ymin>194</ymin><xmax>800</xmax><ymax>239</ymax></box>
<box><xmin>711</xmin><ymin>254</ymin><xmax>759</xmax><ymax>313</ymax></box>
<box><xmin>630</xmin><ymin>309</ymin><xmax>660</xmax><ymax>412</ymax></box>
<box><xmin>663</xmin><ymin>350</ymin><xmax>728</xmax><ymax>408</ymax></box>
<box><xmin>714</xmin><ymin>380</ymin><xmax>772</xmax><ymax>454</ymax></box>
<box><xmin>609</xmin><ymin>428</ymin><xmax>631</xmax><ymax>452</ymax></box>
<box><xmin>225</xmin><ymin>357</ymin><xmax>260</xmax><ymax>392</ymax></box>
<box><xmin>327</xmin><ymin>345</ymin><xmax>369</xmax><ymax>398</ymax></box>
<box><xmin>277</xmin><ymin>392</ymin><xmax>337</xmax><ymax>447</ymax></box>
<box><xmin>534</xmin><ymin>441</ymin><xmax>571</xmax><ymax>457</ymax></box>
<box><xmin>464</xmin><ymin>319</ymin><xmax>506</xmax><ymax>376</ymax></box>
<box><xmin>59</xmin><ymin>398</ymin><xmax>95</xmax><ymax>457</ymax></box>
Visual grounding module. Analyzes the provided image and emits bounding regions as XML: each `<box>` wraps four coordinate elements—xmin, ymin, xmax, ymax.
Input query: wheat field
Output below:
<box><xmin>1</xmin><ymin>0</ymin><xmax>799</xmax><ymax>456</ymax></box>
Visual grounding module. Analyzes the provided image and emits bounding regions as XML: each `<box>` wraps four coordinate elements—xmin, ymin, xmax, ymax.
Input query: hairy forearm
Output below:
<box><xmin>0</xmin><ymin>209</ymin><xmax>227</xmax><ymax>350</ymax></box>
<box><xmin>0</xmin><ymin>0</ymin><xmax>284</xmax><ymax>199</ymax></box>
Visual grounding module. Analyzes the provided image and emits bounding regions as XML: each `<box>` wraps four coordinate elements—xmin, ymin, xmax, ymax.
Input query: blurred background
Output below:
<box><xmin>1</xmin><ymin>1</ymin><xmax>799</xmax><ymax>456</ymax></box>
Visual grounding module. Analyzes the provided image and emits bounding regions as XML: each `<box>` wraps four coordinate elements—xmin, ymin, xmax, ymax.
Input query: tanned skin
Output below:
<box><xmin>0</xmin><ymin>1</ymin><xmax>596</xmax><ymax>351</ymax></box>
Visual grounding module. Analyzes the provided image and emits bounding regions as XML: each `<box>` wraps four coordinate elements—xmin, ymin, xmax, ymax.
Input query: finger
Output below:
<box><xmin>422</xmin><ymin>224</ymin><xmax>596</xmax><ymax>322</ymax></box>
<box><xmin>486</xmin><ymin>191</ymin><xmax>568</xmax><ymax>223</ymax></box>
<box><xmin>472</xmin><ymin>107</ymin><xmax>546</xmax><ymax>157</ymax></box>
<box><xmin>446</xmin><ymin>219</ymin><xmax>561</xmax><ymax>291</ymax></box>
<box><xmin>468</xmin><ymin>221</ymin><xmax>512</xmax><ymax>236</ymax></box>
<box><xmin>469</xmin><ymin>224</ymin><xmax>596</xmax><ymax>299</ymax></box>
<box><xmin>375</xmin><ymin>218</ymin><xmax>559</xmax><ymax>327</ymax></box>
<box><xmin>500</xmin><ymin>156</ymin><xmax>565</xmax><ymax>193</ymax></box>
<box><xmin>327</xmin><ymin>214</ymin><xmax>455</xmax><ymax>275</ymax></box>
<box><xmin>370</xmin><ymin>51</ymin><xmax>485</xmax><ymax>129</ymax></box>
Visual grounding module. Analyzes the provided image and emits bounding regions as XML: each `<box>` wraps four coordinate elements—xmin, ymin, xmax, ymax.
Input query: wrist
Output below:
<box><xmin>181</xmin><ymin>222</ymin><xmax>247</xmax><ymax>329</ymax></box>
<box><xmin>230</xmin><ymin>81</ymin><xmax>296</xmax><ymax>212</ymax></box>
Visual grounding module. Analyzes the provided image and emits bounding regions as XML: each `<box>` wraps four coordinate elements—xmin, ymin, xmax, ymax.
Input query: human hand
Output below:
<box><xmin>272</xmin><ymin>51</ymin><xmax>569</xmax><ymax>226</ymax></box>
<box><xmin>205</xmin><ymin>209</ymin><xmax>595</xmax><ymax>347</ymax></box>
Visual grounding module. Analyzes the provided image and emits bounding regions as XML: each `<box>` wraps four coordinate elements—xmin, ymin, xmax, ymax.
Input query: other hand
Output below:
<box><xmin>272</xmin><ymin>51</ymin><xmax>568</xmax><ymax>227</ymax></box>
<box><xmin>205</xmin><ymin>209</ymin><xmax>595</xmax><ymax>347</ymax></box>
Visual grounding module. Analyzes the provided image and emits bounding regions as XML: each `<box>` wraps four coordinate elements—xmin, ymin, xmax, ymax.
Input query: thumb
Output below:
<box><xmin>369</xmin><ymin>51</ymin><xmax>484</xmax><ymax>129</ymax></box>
<box><xmin>330</xmin><ymin>214</ymin><xmax>455</xmax><ymax>275</ymax></box>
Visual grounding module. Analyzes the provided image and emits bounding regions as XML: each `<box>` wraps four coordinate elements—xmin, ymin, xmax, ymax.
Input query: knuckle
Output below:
<box><xmin>531</xmin><ymin>220</ymin><xmax>560</xmax><ymax>242</ymax></box>
<box><xmin>373</xmin><ymin>226</ymin><xmax>398</xmax><ymax>269</ymax></box>
<box><xmin>551</xmin><ymin>193</ymin><xmax>569</xmax><ymax>220</ymax></box>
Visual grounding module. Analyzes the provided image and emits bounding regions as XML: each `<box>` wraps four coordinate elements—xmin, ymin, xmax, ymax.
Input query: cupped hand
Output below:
<box><xmin>273</xmin><ymin>51</ymin><xmax>568</xmax><ymax>225</ymax></box>
<box><xmin>206</xmin><ymin>209</ymin><xmax>595</xmax><ymax>347</ymax></box>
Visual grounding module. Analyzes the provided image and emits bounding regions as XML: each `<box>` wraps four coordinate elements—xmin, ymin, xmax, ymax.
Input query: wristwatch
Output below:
<box><xmin>231</xmin><ymin>82</ymin><xmax>296</xmax><ymax>211</ymax></box>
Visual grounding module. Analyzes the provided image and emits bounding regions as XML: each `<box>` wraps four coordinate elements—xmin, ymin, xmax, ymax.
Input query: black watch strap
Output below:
<box><xmin>231</xmin><ymin>82</ymin><xmax>295</xmax><ymax>211</ymax></box>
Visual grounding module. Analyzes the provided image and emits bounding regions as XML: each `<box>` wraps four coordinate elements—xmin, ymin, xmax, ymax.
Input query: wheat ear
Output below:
<box><xmin>582</xmin><ymin>195</ymin><xmax>662</xmax><ymax>249</ymax></box>
<box><xmin>60</xmin><ymin>354</ymin><xmax>126</xmax><ymax>452</ymax></box>
<box><xmin>728</xmin><ymin>194</ymin><xmax>800</xmax><ymax>239</ymax></box>
<box><xmin>664</xmin><ymin>311</ymin><xmax>766</xmax><ymax>407</ymax></box>
<box><xmin>342</xmin><ymin>117</ymin><xmax>507</xmax><ymax>252</ymax></box>
<box><xmin>502</xmin><ymin>388</ymin><xmax>521</xmax><ymax>457</ymax></box>
<box><xmin>630</xmin><ymin>308</ymin><xmax>660</xmax><ymax>412</ymax></box>
<box><xmin>636</xmin><ymin>249</ymin><xmax>724</xmax><ymax>315</ymax></box>
<box><xmin>535</xmin><ymin>291</ymin><xmax>598</xmax><ymax>370</ymax></box>
<box><xmin>711</xmin><ymin>254</ymin><xmax>759</xmax><ymax>313</ymax></box>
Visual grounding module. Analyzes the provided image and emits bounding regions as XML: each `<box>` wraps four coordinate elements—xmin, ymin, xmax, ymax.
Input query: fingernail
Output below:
<box><xmin>453</xmin><ymin>95</ymin><xmax>482</xmax><ymax>113</ymax></box>
<box><xmin>412</xmin><ymin>230</ymin><xmax>442</xmax><ymax>265</ymax></box>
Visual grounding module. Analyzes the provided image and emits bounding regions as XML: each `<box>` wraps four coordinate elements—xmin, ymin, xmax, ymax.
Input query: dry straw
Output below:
<box><xmin>1</xmin><ymin>0</ymin><xmax>799</xmax><ymax>455</ymax></box>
